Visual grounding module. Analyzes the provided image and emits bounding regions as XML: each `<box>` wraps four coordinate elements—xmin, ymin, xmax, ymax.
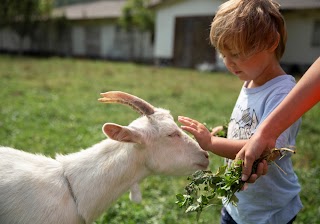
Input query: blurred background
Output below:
<box><xmin>0</xmin><ymin>0</ymin><xmax>319</xmax><ymax>74</ymax></box>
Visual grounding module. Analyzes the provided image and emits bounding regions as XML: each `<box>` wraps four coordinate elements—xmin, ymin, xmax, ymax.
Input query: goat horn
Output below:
<box><xmin>98</xmin><ymin>91</ymin><xmax>155</xmax><ymax>116</ymax></box>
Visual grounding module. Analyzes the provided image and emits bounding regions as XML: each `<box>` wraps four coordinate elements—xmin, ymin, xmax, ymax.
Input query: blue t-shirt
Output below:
<box><xmin>224</xmin><ymin>75</ymin><xmax>303</xmax><ymax>224</ymax></box>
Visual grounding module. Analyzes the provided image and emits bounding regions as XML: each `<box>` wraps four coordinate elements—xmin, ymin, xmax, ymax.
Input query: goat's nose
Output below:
<box><xmin>204</xmin><ymin>151</ymin><xmax>209</xmax><ymax>158</ymax></box>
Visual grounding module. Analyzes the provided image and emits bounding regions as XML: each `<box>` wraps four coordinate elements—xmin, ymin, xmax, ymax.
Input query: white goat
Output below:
<box><xmin>0</xmin><ymin>91</ymin><xmax>209</xmax><ymax>224</ymax></box>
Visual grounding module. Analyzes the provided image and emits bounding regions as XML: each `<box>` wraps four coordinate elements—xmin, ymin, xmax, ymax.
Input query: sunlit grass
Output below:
<box><xmin>0</xmin><ymin>55</ymin><xmax>318</xmax><ymax>223</ymax></box>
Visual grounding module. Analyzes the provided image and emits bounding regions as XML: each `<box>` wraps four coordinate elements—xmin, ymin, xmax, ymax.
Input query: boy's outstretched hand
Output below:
<box><xmin>179</xmin><ymin>116</ymin><xmax>268</xmax><ymax>185</ymax></box>
<box><xmin>178</xmin><ymin>116</ymin><xmax>212</xmax><ymax>151</ymax></box>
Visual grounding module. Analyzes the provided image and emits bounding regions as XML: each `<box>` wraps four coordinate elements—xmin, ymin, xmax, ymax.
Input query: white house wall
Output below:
<box><xmin>154</xmin><ymin>0</ymin><xmax>223</xmax><ymax>59</ymax></box>
<box><xmin>282</xmin><ymin>12</ymin><xmax>320</xmax><ymax>65</ymax></box>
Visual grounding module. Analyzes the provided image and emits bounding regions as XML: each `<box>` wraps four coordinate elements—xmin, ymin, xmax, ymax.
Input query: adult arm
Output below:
<box><xmin>238</xmin><ymin>57</ymin><xmax>320</xmax><ymax>181</ymax></box>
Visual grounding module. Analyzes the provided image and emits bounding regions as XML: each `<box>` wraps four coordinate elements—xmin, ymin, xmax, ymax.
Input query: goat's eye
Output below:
<box><xmin>168</xmin><ymin>132</ymin><xmax>180</xmax><ymax>138</ymax></box>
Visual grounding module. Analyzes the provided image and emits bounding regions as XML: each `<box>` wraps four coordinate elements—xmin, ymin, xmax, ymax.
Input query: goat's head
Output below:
<box><xmin>98</xmin><ymin>91</ymin><xmax>209</xmax><ymax>176</ymax></box>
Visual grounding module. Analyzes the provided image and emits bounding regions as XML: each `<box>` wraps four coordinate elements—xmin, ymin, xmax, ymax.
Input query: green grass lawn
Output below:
<box><xmin>0</xmin><ymin>56</ymin><xmax>319</xmax><ymax>223</ymax></box>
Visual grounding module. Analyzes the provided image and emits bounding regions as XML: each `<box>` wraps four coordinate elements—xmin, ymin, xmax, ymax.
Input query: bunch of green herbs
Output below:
<box><xmin>176</xmin><ymin>124</ymin><xmax>295</xmax><ymax>220</ymax></box>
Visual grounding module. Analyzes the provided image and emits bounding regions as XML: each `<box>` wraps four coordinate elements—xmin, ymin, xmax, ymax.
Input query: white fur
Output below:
<box><xmin>0</xmin><ymin>108</ymin><xmax>209</xmax><ymax>224</ymax></box>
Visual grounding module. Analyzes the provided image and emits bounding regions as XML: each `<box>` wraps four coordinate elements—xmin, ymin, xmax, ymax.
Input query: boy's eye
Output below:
<box><xmin>231</xmin><ymin>53</ymin><xmax>240</xmax><ymax>58</ymax></box>
<box><xmin>220</xmin><ymin>52</ymin><xmax>240</xmax><ymax>59</ymax></box>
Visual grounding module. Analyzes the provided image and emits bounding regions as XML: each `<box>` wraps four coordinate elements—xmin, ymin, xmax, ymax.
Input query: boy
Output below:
<box><xmin>178</xmin><ymin>0</ymin><xmax>302</xmax><ymax>223</ymax></box>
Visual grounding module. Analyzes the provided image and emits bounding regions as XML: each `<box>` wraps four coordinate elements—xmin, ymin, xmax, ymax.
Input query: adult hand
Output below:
<box><xmin>236</xmin><ymin>131</ymin><xmax>274</xmax><ymax>182</ymax></box>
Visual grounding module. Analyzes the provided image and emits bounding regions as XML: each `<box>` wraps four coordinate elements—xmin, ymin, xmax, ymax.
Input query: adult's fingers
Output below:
<box><xmin>242</xmin><ymin>159</ymin><xmax>268</xmax><ymax>184</ymax></box>
<box><xmin>246</xmin><ymin>173</ymin><xmax>257</xmax><ymax>184</ymax></box>
<box><xmin>241</xmin><ymin>153</ymin><xmax>255</xmax><ymax>181</ymax></box>
<box><xmin>262</xmin><ymin>159</ymin><xmax>268</xmax><ymax>175</ymax></box>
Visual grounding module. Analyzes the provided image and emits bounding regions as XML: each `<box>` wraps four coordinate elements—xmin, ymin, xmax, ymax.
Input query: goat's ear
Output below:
<box><xmin>102</xmin><ymin>123</ymin><xmax>143</xmax><ymax>144</ymax></box>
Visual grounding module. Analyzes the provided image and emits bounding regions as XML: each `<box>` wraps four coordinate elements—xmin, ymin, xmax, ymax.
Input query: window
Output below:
<box><xmin>85</xmin><ymin>26</ymin><xmax>101</xmax><ymax>57</ymax></box>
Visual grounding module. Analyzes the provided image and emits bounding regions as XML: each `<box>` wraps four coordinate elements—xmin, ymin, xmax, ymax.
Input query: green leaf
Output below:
<box><xmin>176</xmin><ymin>193</ymin><xmax>184</xmax><ymax>202</ymax></box>
<box><xmin>215</xmin><ymin>165</ymin><xmax>227</xmax><ymax>176</ymax></box>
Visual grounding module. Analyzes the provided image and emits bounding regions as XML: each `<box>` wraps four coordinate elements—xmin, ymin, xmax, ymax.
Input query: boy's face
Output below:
<box><xmin>220</xmin><ymin>49</ymin><xmax>280</xmax><ymax>87</ymax></box>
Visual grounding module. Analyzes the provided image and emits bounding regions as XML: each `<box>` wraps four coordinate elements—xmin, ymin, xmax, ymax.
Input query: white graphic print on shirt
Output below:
<box><xmin>229</xmin><ymin>108</ymin><xmax>259</xmax><ymax>140</ymax></box>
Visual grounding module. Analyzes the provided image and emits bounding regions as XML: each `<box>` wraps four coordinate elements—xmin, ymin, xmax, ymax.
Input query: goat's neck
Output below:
<box><xmin>57</xmin><ymin>140</ymin><xmax>149</xmax><ymax>223</ymax></box>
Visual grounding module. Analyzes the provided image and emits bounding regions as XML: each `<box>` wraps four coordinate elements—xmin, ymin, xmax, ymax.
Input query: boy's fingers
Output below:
<box><xmin>178</xmin><ymin>116</ymin><xmax>193</xmax><ymax>122</ymax></box>
<box><xmin>211</xmin><ymin>126</ymin><xmax>223</xmax><ymax>136</ymax></box>
<box><xmin>178</xmin><ymin>116</ymin><xmax>196</xmax><ymax>126</ymax></box>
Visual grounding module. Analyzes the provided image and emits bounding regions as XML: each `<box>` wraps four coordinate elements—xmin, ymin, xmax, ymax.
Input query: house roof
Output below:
<box><xmin>151</xmin><ymin>0</ymin><xmax>320</xmax><ymax>10</ymax></box>
<box><xmin>52</xmin><ymin>0</ymin><xmax>127</xmax><ymax>20</ymax></box>
<box><xmin>277</xmin><ymin>0</ymin><xmax>320</xmax><ymax>9</ymax></box>
<box><xmin>52</xmin><ymin>0</ymin><xmax>320</xmax><ymax>20</ymax></box>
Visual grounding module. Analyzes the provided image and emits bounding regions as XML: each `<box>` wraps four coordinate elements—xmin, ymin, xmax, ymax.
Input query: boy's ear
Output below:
<box><xmin>268</xmin><ymin>32</ymin><xmax>280</xmax><ymax>52</ymax></box>
<box><xmin>102</xmin><ymin>123</ymin><xmax>143</xmax><ymax>144</ymax></box>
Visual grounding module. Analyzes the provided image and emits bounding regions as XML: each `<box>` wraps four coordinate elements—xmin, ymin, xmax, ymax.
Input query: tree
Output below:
<box><xmin>0</xmin><ymin>0</ymin><xmax>53</xmax><ymax>54</ymax></box>
<box><xmin>118</xmin><ymin>0</ymin><xmax>155</xmax><ymax>61</ymax></box>
<box><xmin>119</xmin><ymin>0</ymin><xmax>154</xmax><ymax>32</ymax></box>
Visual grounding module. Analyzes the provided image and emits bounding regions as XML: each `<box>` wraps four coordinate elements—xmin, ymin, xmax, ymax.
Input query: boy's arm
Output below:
<box><xmin>178</xmin><ymin>116</ymin><xmax>247</xmax><ymax>159</ymax></box>
<box><xmin>210</xmin><ymin>137</ymin><xmax>247</xmax><ymax>159</ymax></box>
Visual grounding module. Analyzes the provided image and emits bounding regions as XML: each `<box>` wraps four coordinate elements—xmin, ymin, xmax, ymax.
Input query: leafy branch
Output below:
<box><xmin>176</xmin><ymin>123</ymin><xmax>295</xmax><ymax>220</ymax></box>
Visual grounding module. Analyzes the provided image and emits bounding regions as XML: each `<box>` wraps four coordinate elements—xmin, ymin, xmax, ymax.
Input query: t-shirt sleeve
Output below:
<box><xmin>259</xmin><ymin>92</ymin><xmax>301</xmax><ymax>148</ymax></box>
